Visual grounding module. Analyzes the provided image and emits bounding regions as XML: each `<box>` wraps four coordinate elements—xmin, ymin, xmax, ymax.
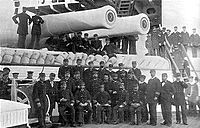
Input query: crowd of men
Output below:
<box><xmin>1</xmin><ymin>59</ymin><xmax>200</xmax><ymax>128</ymax></box>
<box><xmin>145</xmin><ymin>26</ymin><xmax>200</xmax><ymax>58</ymax></box>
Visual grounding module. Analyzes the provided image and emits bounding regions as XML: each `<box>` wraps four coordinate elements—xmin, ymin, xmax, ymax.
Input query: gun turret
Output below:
<box><xmin>41</xmin><ymin>5</ymin><xmax>117</xmax><ymax>37</ymax></box>
<box><xmin>85</xmin><ymin>13</ymin><xmax>150</xmax><ymax>38</ymax></box>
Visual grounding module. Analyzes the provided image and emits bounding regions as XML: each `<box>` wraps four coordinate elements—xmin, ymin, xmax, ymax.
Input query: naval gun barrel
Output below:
<box><xmin>85</xmin><ymin>13</ymin><xmax>150</xmax><ymax>37</ymax></box>
<box><xmin>41</xmin><ymin>5</ymin><xmax>117</xmax><ymax>37</ymax></box>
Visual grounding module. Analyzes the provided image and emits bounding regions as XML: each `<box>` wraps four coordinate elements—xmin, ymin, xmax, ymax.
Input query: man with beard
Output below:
<box><xmin>87</xmin><ymin>70</ymin><xmax>102</xmax><ymax>97</ymax></box>
<box><xmin>72</xmin><ymin>71</ymin><xmax>82</xmax><ymax>95</ymax></box>
<box><xmin>58</xmin><ymin>59</ymin><xmax>72</xmax><ymax>80</ymax></box>
<box><xmin>173</xmin><ymin>73</ymin><xmax>188</xmax><ymax>125</ymax></box>
<box><xmin>94</xmin><ymin>84</ymin><xmax>112</xmax><ymax>124</ymax></box>
<box><xmin>98</xmin><ymin>61</ymin><xmax>109</xmax><ymax>80</ymax></box>
<box><xmin>125</xmin><ymin>72</ymin><xmax>138</xmax><ymax>94</ymax></box>
<box><xmin>71</xmin><ymin>59</ymin><xmax>84</xmax><ymax>79</ymax></box>
<box><xmin>118</xmin><ymin>70</ymin><xmax>127</xmax><ymax>86</ymax></box>
<box><xmin>71</xmin><ymin>32</ymin><xmax>86</xmax><ymax>53</ymax></box>
<box><xmin>75</xmin><ymin>82</ymin><xmax>93</xmax><ymax>126</ymax></box>
<box><xmin>82</xmin><ymin>33</ymin><xmax>91</xmax><ymax>54</ymax></box>
<box><xmin>107</xmin><ymin>64</ymin><xmax>115</xmax><ymax>80</ymax></box>
<box><xmin>83</xmin><ymin>61</ymin><xmax>96</xmax><ymax>86</ymax></box>
<box><xmin>90</xmin><ymin>34</ymin><xmax>103</xmax><ymax>55</ymax></box>
<box><xmin>128</xmin><ymin>61</ymin><xmax>141</xmax><ymax>81</ymax></box>
<box><xmin>116</xmin><ymin>63</ymin><xmax>127</xmax><ymax>80</ymax></box>
<box><xmin>146</xmin><ymin>69</ymin><xmax>161</xmax><ymax>126</ymax></box>
<box><xmin>102</xmin><ymin>73</ymin><xmax>112</xmax><ymax>93</ymax></box>
<box><xmin>112</xmin><ymin>83</ymin><xmax>129</xmax><ymax>124</ymax></box>
<box><xmin>160</xmin><ymin>73</ymin><xmax>175</xmax><ymax>127</ymax></box>
<box><xmin>57</xmin><ymin>81</ymin><xmax>76</xmax><ymax>127</ymax></box>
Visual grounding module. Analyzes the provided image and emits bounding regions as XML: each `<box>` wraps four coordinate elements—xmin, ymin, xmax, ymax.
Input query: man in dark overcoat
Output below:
<box><xmin>146</xmin><ymin>69</ymin><xmax>161</xmax><ymax>126</ymax></box>
<box><xmin>32</xmin><ymin>73</ymin><xmax>47</xmax><ymax>128</ymax></box>
<box><xmin>173</xmin><ymin>73</ymin><xmax>188</xmax><ymax>125</ymax></box>
<box><xmin>160</xmin><ymin>73</ymin><xmax>175</xmax><ymax>127</ymax></box>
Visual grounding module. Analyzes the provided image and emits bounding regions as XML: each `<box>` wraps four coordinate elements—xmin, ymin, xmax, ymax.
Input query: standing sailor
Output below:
<box><xmin>32</xmin><ymin>73</ymin><xmax>47</xmax><ymax>128</ymax></box>
<box><xmin>12</xmin><ymin>7</ymin><xmax>32</xmax><ymax>48</ymax></box>
<box><xmin>173</xmin><ymin>73</ymin><xmax>188</xmax><ymax>125</ymax></box>
<box><xmin>29</xmin><ymin>9</ymin><xmax>44</xmax><ymax>49</ymax></box>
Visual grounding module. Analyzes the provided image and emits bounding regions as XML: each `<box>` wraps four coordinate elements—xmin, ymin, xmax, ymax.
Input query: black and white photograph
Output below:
<box><xmin>0</xmin><ymin>0</ymin><xmax>200</xmax><ymax>128</ymax></box>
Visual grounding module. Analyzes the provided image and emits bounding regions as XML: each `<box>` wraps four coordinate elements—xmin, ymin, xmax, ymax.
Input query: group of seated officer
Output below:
<box><xmin>44</xmin><ymin>32</ymin><xmax>120</xmax><ymax>57</ymax></box>
<box><xmin>45</xmin><ymin>58</ymin><xmax>146</xmax><ymax>127</ymax></box>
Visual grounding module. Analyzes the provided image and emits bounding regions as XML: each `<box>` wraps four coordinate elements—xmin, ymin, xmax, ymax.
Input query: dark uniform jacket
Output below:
<box><xmin>46</xmin><ymin>80</ymin><xmax>58</xmax><ymax>108</ymax></box>
<box><xmin>129</xmin><ymin>91</ymin><xmax>142</xmax><ymax>105</ymax></box>
<box><xmin>72</xmin><ymin>36</ymin><xmax>84</xmax><ymax>47</ymax></box>
<box><xmin>31</xmin><ymin>15</ymin><xmax>44</xmax><ymax>35</ymax></box>
<box><xmin>91</xmin><ymin>39</ymin><xmax>102</xmax><ymax>50</ymax></box>
<box><xmin>180</xmin><ymin>31</ymin><xmax>190</xmax><ymax>46</ymax></box>
<box><xmin>83</xmin><ymin>68</ymin><xmax>97</xmax><ymax>84</ymax></box>
<box><xmin>98</xmin><ymin>67</ymin><xmax>109</xmax><ymax>80</ymax></box>
<box><xmin>58</xmin><ymin>65</ymin><xmax>72</xmax><ymax>80</ymax></box>
<box><xmin>71</xmin><ymin>65</ymin><xmax>84</xmax><ymax>79</ymax></box>
<box><xmin>139</xmin><ymin>82</ymin><xmax>147</xmax><ymax>104</ymax></box>
<box><xmin>116</xmin><ymin>89</ymin><xmax>129</xmax><ymax>106</ymax></box>
<box><xmin>109</xmin><ymin>80</ymin><xmax>121</xmax><ymax>106</ymax></box>
<box><xmin>59</xmin><ymin>78</ymin><xmax>75</xmax><ymax>92</ymax></box>
<box><xmin>146</xmin><ymin>77</ymin><xmax>161</xmax><ymax>103</ymax></box>
<box><xmin>159</xmin><ymin>31</ymin><xmax>166</xmax><ymax>45</ymax></box>
<box><xmin>173</xmin><ymin>81</ymin><xmax>188</xmax><ymax>105</ymax></box>
<box><xmin>72</xmin><ymin>78</ymin><xmax>82</xmax><ymax>95</ymax></box>
<box><xmin>75</xmin><ymin>89</ymin><xmax>91</xmax><ymax>104</ymax></box>
<box><xmin>57</xmin><ymin>88</ymin><xmax>74</xmax><ymax>106</ymax></box>
<box><xmin>160</xmin><ymin>80</ymin><xmax>175</xmax><ymax>103</ymax></box>
<box><xmin>151</xmin><ymin>30</ymin><xmax>160</xmax><ymax>49</ymax></box>
<box><xmin>32</xmin><ymin>80</ymin><xmax>47</xmax><ymax>107</ymax></box>
<box><xmin>190</xmin><ymin>33</ymin><xmax>200</xmax><ymax>46</ymax></box>
<box><xmin>125</xmin><ymin>78</ymin><xmax>138</xmax><ymax>93</ymax></box>
<box><xmin>128</xmin><ymin>68</ymin><xmax>141</xmax><ymax>80</ymax></box>
<box><xmin>171</xmin><ymin>31</ymin><xmax>181</xmax><ymax>46</ymax></box>
<box><xmin>88</xmin><ymin>78</ymin><xmax>102</xmax><ymax>97</ymax></box>
<box><xmin>102</xmin><ymin>43</ymin><xmax>118</xmax><ymax>55</ymax></box>
<box><xmin>12</xmin><ymin>12</ymin><xmax>31</xmax><ymax>35</ymax></box>
<box><xmin>94</xmin><ymin>91</ymin><xmax>111</xmax><ymax>105</ymax></box>
<box><xmin>102</xmin><ymin>81</ymin><xmax>112</xmax><ymax>93</ymax></box>
<box><xmin>0</xmin><ymin>78</ymin><xmax>12</xmax><ymax>100</ymax></box>
<box><xmin>116</xmin><ymin>69</ymin><xmax>127</xmax><ymax>79</ymax></box>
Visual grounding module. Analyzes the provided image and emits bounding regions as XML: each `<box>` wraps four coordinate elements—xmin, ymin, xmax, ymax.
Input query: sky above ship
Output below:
<box><xmin>162</xmin><ymin>0</ymin><xmax>200</xmax><ymax>33</ymax></box>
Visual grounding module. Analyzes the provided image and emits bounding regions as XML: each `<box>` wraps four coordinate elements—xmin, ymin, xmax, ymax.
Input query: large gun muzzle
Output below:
<box><xmin>85</xmin><ymin>13</ymin><xmax>150</xmax><ymax>37</ymax></box>
<box><xmin>41</xmin><ymin>5</ymin><xmax>117</xmax><ymax>37</ymax></box>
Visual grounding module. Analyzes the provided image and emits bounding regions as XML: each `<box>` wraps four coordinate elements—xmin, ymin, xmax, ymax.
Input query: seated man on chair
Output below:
<box><xmin>57</xmin><ymin>81</ymin><xmax>76</xmax><ymax>127</ymax></box>
<box><xmin>112</xmin><ymin>83</ymin><xmax>129</xmax><ymax>124</ymax></box>
<box><xmin>93</xmin><ymin>84</ymin><xmax>112</xmax><ymax>124</ymax></box>
<box><xmin>75</xmin><ymin>81</ymin><xmax>93</xmax><ymax>126</ymax></box>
